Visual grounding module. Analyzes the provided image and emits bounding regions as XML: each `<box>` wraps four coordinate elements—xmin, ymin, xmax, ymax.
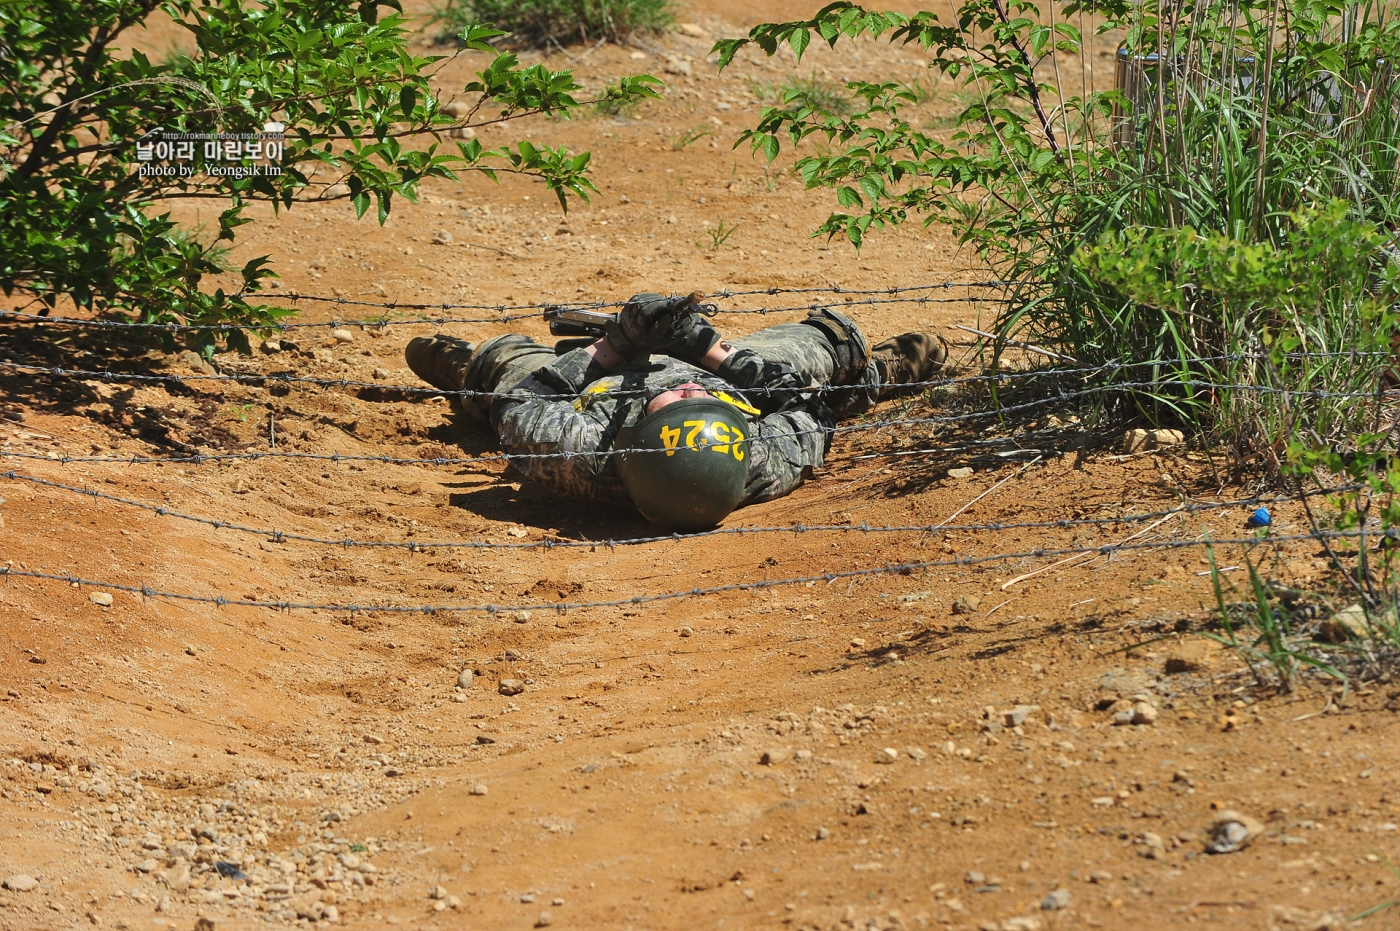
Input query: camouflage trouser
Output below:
<box><xmin>458</xmin><ymin>309</ymin><xmax>882</xmax><ymax>425</ymax></box>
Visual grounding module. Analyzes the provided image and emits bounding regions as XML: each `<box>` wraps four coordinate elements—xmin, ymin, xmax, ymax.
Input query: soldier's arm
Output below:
<box><xmin>489</xmin><ymin>346</ymin><xmax>620</xmax><ymax>500</ymax></box>
<box><xmin>740</xmin><ymin>406</ymin><xmax>835</xmax><ymax>504</ymax></box>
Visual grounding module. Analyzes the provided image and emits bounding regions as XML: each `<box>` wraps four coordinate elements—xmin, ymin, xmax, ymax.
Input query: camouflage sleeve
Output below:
<box><xmin>740</xmin><ymin>406</ymin><xmax>835</xmax><ymax>505</ymax></box>
<box><xmin>489</xmin><ymin>347</ymin><xmax>630</xmax><ymax>503</ymax></box>
<box><xmin>714</xmin><ymin>348</ymin><xmax>810</xmax><ymax>415</ymax></box>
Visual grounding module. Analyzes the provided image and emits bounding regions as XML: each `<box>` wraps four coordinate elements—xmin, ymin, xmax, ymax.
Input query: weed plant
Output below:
<box><xmin>719</xmin><ymin>1</ymin><xmax>1400</xmax><ymax>460</ymax></box>
<box><xmin>431</xmin><ymin>0</ymin><xmax>673</xmax><ymax>46</ymax></box>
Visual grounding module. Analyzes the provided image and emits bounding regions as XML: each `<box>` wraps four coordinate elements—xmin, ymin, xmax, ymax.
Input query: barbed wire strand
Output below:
<box><xmin>0</xmin><ymin>284</ymin><xmax>1019</xmax><ymax>332</ymax></box>
<box><xmin>0</xmin><ymin>530</ymin><xmax>1373</xmax><ymax>616</ymax></box>
<box><xmin>1</xmin><ymin>469</ymin><xmax>1357</xmax><ymax>552</ymax></box>
<box><xmin>3</xmin><ymin>352</ymin><xmax>1387</xmax><ymax>406</ymax></box>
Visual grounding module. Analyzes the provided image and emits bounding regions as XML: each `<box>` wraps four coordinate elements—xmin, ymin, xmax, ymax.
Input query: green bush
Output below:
<box><xmin>717</xmin><ymin>0</ymin><xmax>1400</xmax><ymax>456</ymax></box>
<box><xmin>0</xmin><ymin>2</ymin><xmax>660</xmax><ymax>355</ymax></box>
<box><xmin>430</xmin><ymin>0</ymin><xmax>674</xmax><ymax>47</ymax></box>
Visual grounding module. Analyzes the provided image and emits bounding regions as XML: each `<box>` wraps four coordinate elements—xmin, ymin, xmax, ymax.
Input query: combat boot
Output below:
<box><xmin>872</xmin><ymin>332</ymin><xmax>948</xmax><ymax>396</ymax></box>
<box><xmin>405</xmin><ymin>335</ymin><xmax>476</xmax><ymax>393</ymax></box>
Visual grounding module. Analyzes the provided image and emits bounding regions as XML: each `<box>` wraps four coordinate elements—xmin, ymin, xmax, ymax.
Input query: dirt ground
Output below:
<box><xmin>3</xmin><ymin>4</ymin><xmax>1399</xmax><ymax>931</ymax></box>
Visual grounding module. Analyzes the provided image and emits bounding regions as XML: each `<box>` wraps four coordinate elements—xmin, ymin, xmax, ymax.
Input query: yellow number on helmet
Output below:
<box><xmin>710</xmin><ymin>422</ymin><xmax>731</xmax><ymax>454</ymax></box>
<box><xmin>659</xmin><ymin>425</ymin><xmax>681</xmax><ymax>456</ymax></box>
<box><xmin>730</xmin><ymin>424</ymin><xmax>746</xmax><ymax>461</ymax></box>
<box><xmin>683</xmin><ymin>420</ymin><xmax>707</xmax><ymax>450</ymax></box>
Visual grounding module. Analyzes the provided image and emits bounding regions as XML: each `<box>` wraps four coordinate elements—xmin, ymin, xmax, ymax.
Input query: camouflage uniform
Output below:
<box><xmin>453</xmin><ymin>309</ymin><xmax>883</xmax><ymax>508</ymax></box>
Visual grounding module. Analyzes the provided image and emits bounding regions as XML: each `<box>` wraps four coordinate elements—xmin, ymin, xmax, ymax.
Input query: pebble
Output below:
<box><xmin>331</xmin><ymin>328</ymin><xmax>354</xmax><ymax>344</ymax></box>
<box><xmin>849</xmin><ymin>638</ymin><xmax>866</xmax><ymax>649</ymax></box>
<box><xmin>947</xmin><ymin>467</ymin><xmax>974</xmax><ymax>479</ymax></box>
<box><xmin>964</xmin><ymin>871</ymin><xmax>985</xmax><ymax>885</ymax></box>
<box><xmin>372</xmin><ymin>367</ymin><xmax>389</xmax><ymax>380</ymax></box>
<box><xmin>795</xmin><ymin>749</ymin><xmax>813</xmax><ymax>762</ymax></box>
<box><xmin>511</xmin><ymin>610</ymin><xmax>531</xmax><ymax>623</ymax></box>
<box><xmin>816</xmin><ymin>827</ymin><xmax>830</xmax><ymax>840</ymax></box>
<box><xmin>430</xmin><ymin>885</ymin><xmax>447</xmax><ymax>900</ymax></box>
<box><xmin>261</xmin><ymin>339</ymin><xmax>282</xmax><ymax>353</ymax></box>
<box><xmin>432</xmin><ymin>230</ymin><xmax>454</xmax><ymax>245</ymax></box>
<box><xmin>322</xmin><ymin>183</ymin><xmax>351</xmax><ymax>198</ymax></box>
<box><xmin>1113</xmin><ymin>701</ymin><xmax>1159</xmax><ymax>726</ymax></box>
<box><xmin>1206</xmin><ymin>810</ymin><xmax>1265</xmax><ymax>853</ymax></box>
<box><xmin>134</xmin><ymin>859</ymin><xmax>159</xmax><ymax>873</ymax></box>
<box><xmin>521</xmin><ymin>893</ymin><xmax>536</xmax><ymax>903</ymax></box>
<box><xmin>678</xmin><ymin>22</ymin><xmax>707</xmax><ymax>36</ymax></box>
<box><xmin>1088</xmin><ymin>870</ymin><xmax>1113</xmax><ymax>883</ymax></box>
<box><xmin>498</xmin><ymin>679</ymin><xmax>524</xmax><ymax>696</ymax></box>
<box><xmin>759</xmin><ymin>749</ymin><xmax>790</xmax><ymax>766</ymax></box>
<box><xmin>952</xmin><ymin>596</ymin><xmax>981</xmax><ymax>615</ymax></box>
<box><xmin>1002</xmin><ymin>704</ymin><xmax>1038</xmax><ymax>727</ymax></box>
<box><xmin>536</xmin><ymin>910</ymin><xmax>553</xmax><ymax>927</ymax></box>
<box><xmin>363</xmin><ymin>733</ymin><xmax>384</xmax><ymax>745</ymax></box>
<box><xmin>679</xmin><ymin>626</ymin><xmax>693</xmax><ymax>638</ymax></box>
<box><xmin>875</xmin><ymin>748</ymin><xmax>899</xmax><ymax>765</ymax></box>
<box><xmin>1041</xmin><ymin>887</ymin><xmax>1070</xmax><ymax>910</ymax></box>
<box><xmin>89</xmin><ymin>592</ymin><xmax>113</xmax><ymax>607</ymax></box>
<box><xmin>470</xmin><ymin>784</ymin><xmax>488</xmax><ymax>796</ymax></box>
<box><xmin>2</xmin><ymin>875</ymin><xmax>37</xmax><ymax>893</ymax></box>
<box><xmin>456</xmin><ymin>669</ymin><xmax>474</xmax><ymax>690</ymax></box>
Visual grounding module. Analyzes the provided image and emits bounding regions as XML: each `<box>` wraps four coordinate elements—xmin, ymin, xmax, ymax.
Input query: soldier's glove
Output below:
<box><xmin>605</xmin><ymin>292</ymin><xmax>692</xmax><ymax>359</ymax></box>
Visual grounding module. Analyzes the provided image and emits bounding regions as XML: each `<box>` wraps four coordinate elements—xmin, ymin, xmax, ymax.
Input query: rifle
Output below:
<box><xmin>544</xmin><ymin>291</ymin><xmax>712</xmax><ymax>338</ymax></box>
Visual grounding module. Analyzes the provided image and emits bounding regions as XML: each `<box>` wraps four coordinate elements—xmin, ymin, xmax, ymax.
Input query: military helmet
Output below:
<box><xmin>616</xmin><ymin>397</ymin><xmax>750</xmax><ymax>531</ymax></box>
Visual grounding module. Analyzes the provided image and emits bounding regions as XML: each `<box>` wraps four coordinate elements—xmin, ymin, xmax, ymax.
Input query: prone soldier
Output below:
<box><xmin>406</xmin><ymin>292</ymin><xmax>946</xmax><ymax>530</ymax></box>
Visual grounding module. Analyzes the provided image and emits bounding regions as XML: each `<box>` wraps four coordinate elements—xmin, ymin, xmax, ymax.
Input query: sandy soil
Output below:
<box><xmin>2</xmin><ymin>4</ymin><xmax>1398</xmax><ymax>931</ymax></box>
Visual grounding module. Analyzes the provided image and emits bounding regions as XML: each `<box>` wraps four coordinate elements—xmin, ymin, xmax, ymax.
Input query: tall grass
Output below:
<box><xmin>992</xmin><ymin>0</ymin><xmax>1400</xmax><ymax>457</ymax></box>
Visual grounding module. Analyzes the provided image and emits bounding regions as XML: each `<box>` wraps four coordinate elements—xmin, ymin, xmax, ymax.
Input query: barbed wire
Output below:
<box><xmin>1</xmin><ymin>375</ymin><xmax>1388</xmax><ymax>469</ymax></box>
<box><xmin>2</xmin><ymin>469</ymin><xmax>1356</xmax><ymax>552</ymax></box>
<box><xmin>2</xmin><ymin>352</ymin><xmax>1386</xmax><ymax>406</ymax></box>
<box><xmin>0</xmin><ymin>529</ymin><xmax>1374</xmax><ymax>616</ymax></box>
<box><xmin>0</xmin><ymin>281</ymin><xmax>1018</xmax><ymax>332</ymax></box>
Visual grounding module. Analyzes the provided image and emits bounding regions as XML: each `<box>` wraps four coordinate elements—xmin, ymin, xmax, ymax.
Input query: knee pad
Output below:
<box><xmin>799</xmin><ymin>309</ymin><xmax>870</xmax><ymax>384</ymax></box>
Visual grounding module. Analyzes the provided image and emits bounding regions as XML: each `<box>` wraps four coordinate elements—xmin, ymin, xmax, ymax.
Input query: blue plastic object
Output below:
<box><xmin>1245</xmin><ymin>507</ymin><xmax>1272</xmax><ymax>529</ymax></box>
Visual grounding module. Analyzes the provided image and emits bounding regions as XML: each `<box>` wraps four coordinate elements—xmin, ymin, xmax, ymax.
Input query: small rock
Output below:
<box><xmin>759</xmin><ymin>749</ymin><xmax>790</xmax><ymax>766</ymax></box>
<box><xmin>1088</xmin><ymin>870</ymin><xmax>1113</xmax><ymax>883</ymax></box>
<box><xmin>1164</xmin><ymin>640</ymin><xmax>1215</xmax><ymax>673</ymax></box>
<box><xmin>947</xmin><ymin>466</ymin><xmax>974</xmax><ymax>479</ymax></box>
<box><xmin>1150</xmin><ymin>428</ymin><xmax>1184</xmax><ymax>447</ymax></box>
<box><xmin>1002</xmin><ymin>704</ymin><xmax>1039</xmax><ymax>727</ymax></box>
<box><xmin>470</xmin><ymin>783</ymin><xmax>488</xmax><ymax>796</ymax></box>
<box><xmin>815</xmin><ymin>827</ymin><xmax>830</xmax><ymax>840</ymax></box>
<box><xmin>795</xmin><ymin>749</ymin><xmax>813</xmax><ymax>762</ymax></box>
<box><xmin>430</xmin><ymin>885</ymin><xmax>447</xmax><ymax>900</ymax></box>
<box><xmin>446</xmin><ymin>895</ymin><xmax>462</xmax><ymax>908</ymax></box>
<box><xmin>905</xmin><ymin>746</ymin><xmax>927</xmax><ymax>761</ymax></box>
<box><xmin>261</xmin><ymin>339</ymin><xmax>282</xmax><ymax>353</ymax></box>
<box><xmin>1002</xmin><ymin>919</ymin><xmax>1043</xmax><ymax>931</ymax></box>
<box><xmin>952</xmin><ymin>596</ymin><xmax>981</xmax><ymax>615</ymax></box>
<box><xmin>443</xmin><ymin>101</ymin><xmax>471</xmax><ymax>118</ymax></box>
<box><xmin>679</xmin><ymin>626</ymin><xmax>693</xmax><ymax>638</ymax></box>
<box><xmin>498</xmin><ymin>679</ymin><xmax>524</xmax><ymax>696</ymax></box>
<box><xmin>1205</xmin><ymin>810</ymin><xmax>1265</xmax><ymax>853</ymax></box>
<box><xmin>849</xmin><ymin>637</ymin><xmax>866</xmax><ymax>649</ymax></box>
<box><xmin>2</xmin><ymin>875</ymin><xmax>37</xmax><ymax>892</ymax></box>
<box><xmin>372</xmin><ymin>367</ymin><xmax>389</xmax><ymax>380</ymax></box>
<box><xmin>512</xmin><ymin>610</ymin><xmax>531</xmax><ymax>623</ymax></box>
<box><xmin>1319</xmin><ymin>604</ymin><xmax>1368</xmax><ymax>643</ymax></box>
<box><xmin>456</xmin><ymin>668</ymin><xmax>474</xmax><ymax>690</ymax></box>
<box><xmin>324</xmin><ymin>905</ymin><xmax>339</xmax><ymax>922</ymax></box>
<box><xmin>89</xmin><ymin>591</ymin><xmax>113</xmax><ymax>607</ymax></box>
<box><xmin>1114</xmin><ymin>700</ymin><xmax>1159</xmax><ymax>725</ymax></box>
<box><xmin>1122</xmin><ymin>428</ymin><xmax>1151</xmax><ymax>453</ymax></box>
<box><xmin>678</xmin><ymin>22</ymin><xmax>707</xmax><ymax>37</ymax></box>
<box><xmin>875</xmin><ymin>747</ymin><xmax>899</xmax><ymax>765</ymax></box>
<box><xmin>551</xmin><ymin>898</ymin><xmax>565</xmax><ymax>907</ymax></box>
<box><xmin>363</xmin><ymin>734</ymin><xmax>384</xmax><ymax>745</ymax></box>
<box><xmin>322</xmin><ymin>182</ymin><xmax>351</xmax><ymax>199</ymax></box>
<box><xmin>1041</xmin><ymin>887</ymin><xmax>1070</xmax><ymax>910</ymax></box>
<box><xmin>663</xmin><ymin>56</ymin><xmax>692</xmax><ymax>76</ymax></box>
<box><xmin>536</xmin><ymin>911</ymin><xmax>553</xmax><ymax>928</ymax></box>
<box><xmin>432</xmin><ymin>230</ymin><xmax>453</xmax><ymax>246</ymax></box>
<box><xmin>520</xmin><ymin>893</ymin><xmax>536</xmax><ymax>903</ymax></box>
<box><xmin>331</xmin><ymin>327</ymin><xmax>354</xmax><ymax>344</ymax></box>
<box><xmin>134</xmin><ymin>859</ymin><xmax>158</xmax><ymax>874</ymax></box>
<box><xmin>965</xmin><ymin>871</ymin><xmax>985</xmax><ymax>885</ymax></box>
